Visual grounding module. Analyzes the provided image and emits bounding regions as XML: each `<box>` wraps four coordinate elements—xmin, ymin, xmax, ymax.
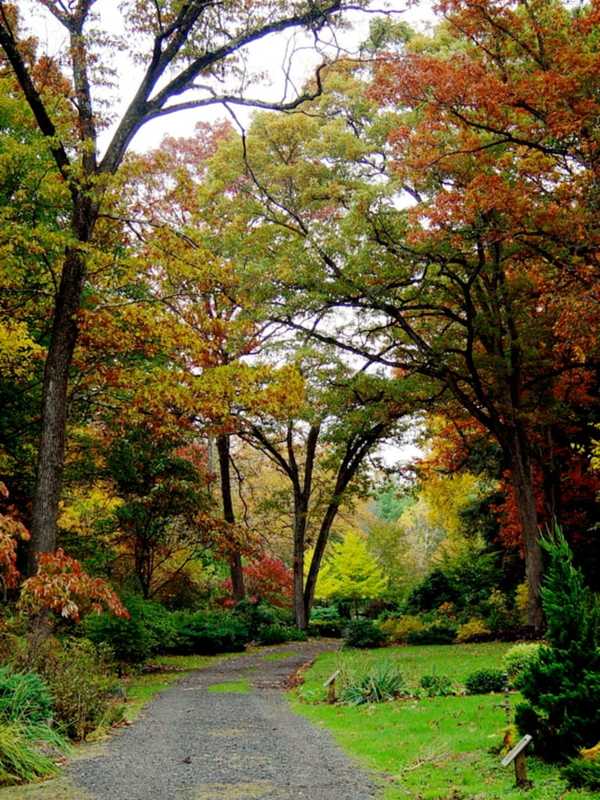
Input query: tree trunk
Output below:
<box><xmin>303</xmin><ymin>500</ymin><xmax>341</xmax><ymax>623</ymax></box>
<box><xmin>292</xmin><ymin>496</ymin><xmax>308</xmax><ymax>629</ymax></box>
<box><xmin>216</xmin><ymin>434</ymin><xmax>245</xmax><ymax>602</ymax></box>
<box><xmin>506</xmin><ymin>427</ymin><xmax>544</xmax><ymax>634</ymax></box>
<box><xmin>28</xmin><ymin>245</ymin><xmax>88</xmax><ymax>575</ymax></box>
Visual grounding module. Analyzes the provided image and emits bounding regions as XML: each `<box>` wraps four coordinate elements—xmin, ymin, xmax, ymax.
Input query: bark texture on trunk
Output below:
<box><xmin>28</xmin><ymin>244</ymin><xmax>88</xmax><ymax>575</ymax></box>
<box><xmin>292</xmin><ymin>493</ymin><xmax>309</xmax><ymax>630</ymax></box>
<box><xmin>216</xmin><ymin>434</ymin><xmax>245</xmax><ymax>602</ymax></box>
<box><xmin>506</xmin><ymin>427</ymin><xmax>544</xmax><ymax>633</ymax></box>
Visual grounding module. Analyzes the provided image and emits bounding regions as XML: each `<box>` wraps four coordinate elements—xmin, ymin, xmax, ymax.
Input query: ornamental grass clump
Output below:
<box><xmin>338</xmin><ymin>660</ymin><xmax>406</xmax><ymax>705</ymax></box>
<box><xmin>0</xmin><ymin>668</ymin><xmax>52</xmax><ymax>725</ymax></box>
<box><xmin>0</xmin><ymin>721</ymin><xmax>65</xmax><ymax>785</ymax></box>
<box><xmin>0</xmin><ymin>667</ymin><xmax>68</xmax><ymax>785</ymax></box>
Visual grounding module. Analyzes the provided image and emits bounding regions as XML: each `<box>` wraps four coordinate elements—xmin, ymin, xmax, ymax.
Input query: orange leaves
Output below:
<box><xmin>19</xmin><ymin>549</ymin><xmax>128</xmax><ymax>622</ymax></box>
<box><xmin>0</xmin><ymin>482</ymin><xmax>30</xmax><ymax>590</ymax></box>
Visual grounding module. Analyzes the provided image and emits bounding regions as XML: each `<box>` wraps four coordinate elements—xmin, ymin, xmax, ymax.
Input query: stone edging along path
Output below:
<box><xmin>66</xmin><ymin>640</ymin><xmax>377</xmax><ymax>800</ymax></box>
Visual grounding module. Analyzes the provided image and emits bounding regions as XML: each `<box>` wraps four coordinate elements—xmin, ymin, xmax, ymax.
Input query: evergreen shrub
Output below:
<box><xmin>515</xmin><ymin>527</ymin><xmax>600</xmax><ymax>761</ymax></box>
<box><xmin>172</xmin><ymin>610</ymin><xmax>249</xmax><ymax>654</ymax></box>
<box><xmin>502</xmin><ymin>642</ymin><xmax>542</xmax><ymax>686</ymax></box>
<box><xmin>464</xmin><ymin>668</ymin><xmax>507</xmax><ymax>694</ymax></box>
<box><xmin>343</xmin><ymin>619</ymin><xmax>386</xmax><ymax>649</ymax></box>
<box><xmin>561</xmin><ymin>759</ymin><xmax>600</xmax><ymax>791</ymax></box>
<box><xmin>406</xmin><ymin>623</ymin><xmax>457</xmax><ymax>645</ymax></box>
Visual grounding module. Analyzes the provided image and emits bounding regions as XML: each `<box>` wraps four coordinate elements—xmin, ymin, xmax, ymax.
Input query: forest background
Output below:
<box><xmin>0</xmin><ymin>0</ymin><xmax>598</xmax><ymax>685</ymax></box>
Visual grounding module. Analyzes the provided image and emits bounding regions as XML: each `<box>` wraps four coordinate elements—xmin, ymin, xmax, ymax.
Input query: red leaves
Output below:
<box><xmin>19</xmin><ymin>549</ymin><xmax>128</xmax><ymax>622</ymax></box>
<box><xmin>223</xmin><ymin>556</ymin><xmax>294</xmax><ymax>608</ymax></box>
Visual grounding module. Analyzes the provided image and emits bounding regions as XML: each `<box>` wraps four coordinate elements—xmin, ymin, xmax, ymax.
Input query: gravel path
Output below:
<box><xmin>67</xmin><ymin>641</ymin><xmax>378</xmax><ymax>800</ymax></box>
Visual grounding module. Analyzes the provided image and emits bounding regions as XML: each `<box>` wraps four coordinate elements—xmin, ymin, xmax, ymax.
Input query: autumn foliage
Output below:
<box><xmin>223</xmin><ymin>557</ymin><xmax>294</xmax><ymax>608</ymax></box>
<box><xmin>19</xmin><ymin>549</ymin><xmax>128</xmax><ymax>622</ymax></box>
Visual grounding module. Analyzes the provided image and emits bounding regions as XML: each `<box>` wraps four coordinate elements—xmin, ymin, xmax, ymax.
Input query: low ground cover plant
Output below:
<box><xmin>419</xmin><ymin>672</ymin><xmax>455</xmax><ymax>697</ymax></box>
<box><xmin>561</xmin><ymin>759</ymin><xmax>600</xmax><ymax>791</ymax></box>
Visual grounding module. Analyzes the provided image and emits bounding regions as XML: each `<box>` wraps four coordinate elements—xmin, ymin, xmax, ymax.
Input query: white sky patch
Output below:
<box><xmin>26</xmin><ymin>0</ymin><xmax>437</xmax><ymax>154</ymax></box>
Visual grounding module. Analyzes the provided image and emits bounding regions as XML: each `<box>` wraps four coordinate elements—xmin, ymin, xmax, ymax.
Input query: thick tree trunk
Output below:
<box><xmin>506</xmin><ymin>427</ymin><xmax>544</xmax><ymax>634</ymax></box>
<box><xmin>216</xmin><ymin>434</ymin><xmax>245</xmax><ymax>602</ymax></box>
<box><xmin>28</xmin><ymin>245</ymin><xmax>87</xmax><ymax>575</ymax></box>
<box><xmin>303</xmin><ymin>500</ymin><xmax>340</xmax><ymax>623</ymax></box>
<box><xmin>292</xmin><ymin>496</ymin><xmax>308</xmax><ymax>629</ymax></box>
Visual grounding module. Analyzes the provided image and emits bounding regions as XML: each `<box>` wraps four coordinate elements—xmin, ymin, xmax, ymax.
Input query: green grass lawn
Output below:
<box><xmin>292</xmin><ymin>642</ymin><xmax>596</xmax><ymax>800</ymax></box>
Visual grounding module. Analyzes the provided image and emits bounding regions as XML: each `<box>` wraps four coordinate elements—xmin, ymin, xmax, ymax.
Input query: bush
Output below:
<box><xmin>407</xmin><ymin>570</ymin><xmax>457</xmax><ymax>612</ymax></box>
<box><xmin>172</xmin><ymin>611</ymin><xmax>249</xmax><ymax>654</ymax></box>
<box><xmin>561</xmin><ymin>758</ymin><xmax>600</xmax><ymax>791</ymax></box>
<box><xmin>85</xmin><ymin>610</ymin><xmax>153</xmax><ymax>663</ymax></box>
<box><xmin>42</xmin><ymin>639</ymin><xmax>121</xmax><ymax>740</ymax></box>
<box><xmin>456</xmin><ymin>618</ymin><xmax>491</xmax><ymax>643</ymax></box>
<box><xmin>406</xmin><ymin>623</ymin><xmax>457</xmax><ymax>645</ymax></box>
<box><xmin>257</xmin><ymin>624</ymin><xmax>293</xmax><ymax>645</ymax></box>
<box><xmin>84</xmin><ymin>595</ymin><xmax>179</xmax><ymax>663</ymax></box>
<box><xmin>515</xmin><ymin>527</ymin><xmax>600</xmax><ymax>761</ymax></box>
<box><xmin>338</xmin><ymin>662</ymin><xmax>405</xmax><ymax>705</ymax></box>
<box><xmin>233</xmin><ymin>600</ymin><xmax>292</xmax><ymax>639</ymax></box>
<box><xmin>420</xmin><ymin>673</ymin><xmax>454</xmax><ymax>697</ymax></box>
<box><xmin>380</xmin><ymin>615</ymin><xmax>424</xmax><ymax>644</ymax></box>
<box><xmin>0</xmin><ymin>668</ymin><xmax>52</xmax><ymax>725</ymax></box>
<box><xmin>308</xmin><ymin>606</ymin><xmax>344</xmax><ymax>638</ymax></box>
<box><xmin>308</xmin><ymin>619</ymin><xmax>343</xmax><ymax>638</ymax></box>
<box><xmin>343</xmin><ymin>619</ymin><xmax>386</xmax><ymax>649</ymax></box>
<box><xmin>465</xmin><ymin>668</ymin><xmax>507</xmax><ymax>694</ymax></box>
<box><xmin>0</xmin><ymin>721</ymin><xmax>67</xmax><ymax>786</ymax></box>
<box><xmin>502</xmin><ymin>642</ymin><xmax>542</xmax><ymax>686</ymax></box>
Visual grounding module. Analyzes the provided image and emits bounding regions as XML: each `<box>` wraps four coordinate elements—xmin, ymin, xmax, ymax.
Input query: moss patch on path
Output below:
<box><xmin>207</xmin><ymin>679</ymin><xmax>251</xmax><ymax>694</ymax></box>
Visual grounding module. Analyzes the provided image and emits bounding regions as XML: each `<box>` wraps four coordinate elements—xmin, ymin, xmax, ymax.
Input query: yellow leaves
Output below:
<box><xmin>313</xmin><ymin>530</ymin><xmax>388</xmax><ymax>602</ymax></box>
<box><xmin>192</xmin><ymin>362</ymin><xmax>305</xmax><ymax>425</ymax></box>
<box><xmin>0</xmin><ymin>319</ymin><xmax>44</xmax><ymax>378</ymax></box>
<box><xmin>59</xmin><ymin>485</ymin><xmax>122</xmax><ymax>536</ymax></box>
<box><xmin>579</xmin><ymin>743</ymin><xmax>600</xmax><ymax>762</ymax></box>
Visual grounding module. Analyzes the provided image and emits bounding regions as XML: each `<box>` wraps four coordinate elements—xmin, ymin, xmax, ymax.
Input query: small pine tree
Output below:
<box><xmin>515</xmin><ymin>526</ymin><xmax>600</xmax><ymax>761</ymax></box>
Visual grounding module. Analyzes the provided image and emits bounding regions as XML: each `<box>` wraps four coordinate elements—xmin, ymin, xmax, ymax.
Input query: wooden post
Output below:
<box><xmin>501</xmin><ymin>734</ymin><xmax>533</xmax><ymax>790</ymax></box>
<box><xmin>324</xmin><ymin>670</ymin><xmax>341</xmax><ymax>704</ymax></box>
<box><xmin>514</xmin><ymin>751</ymin><xmax>530</xmax><ymax>789</ymax></box>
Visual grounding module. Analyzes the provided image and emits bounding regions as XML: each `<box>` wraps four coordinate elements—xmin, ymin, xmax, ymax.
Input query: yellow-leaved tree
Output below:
<box><xmin>315</xmin><ymin>531</ymin><xmax>387</xmax><ymax>615</ymax></box>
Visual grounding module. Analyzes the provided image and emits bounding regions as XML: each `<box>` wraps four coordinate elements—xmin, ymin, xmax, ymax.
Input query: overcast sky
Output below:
<box><xmin>26</xmin><ymin>0</ymin><xmax>437</xmax><ymax>154</ymax></box>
